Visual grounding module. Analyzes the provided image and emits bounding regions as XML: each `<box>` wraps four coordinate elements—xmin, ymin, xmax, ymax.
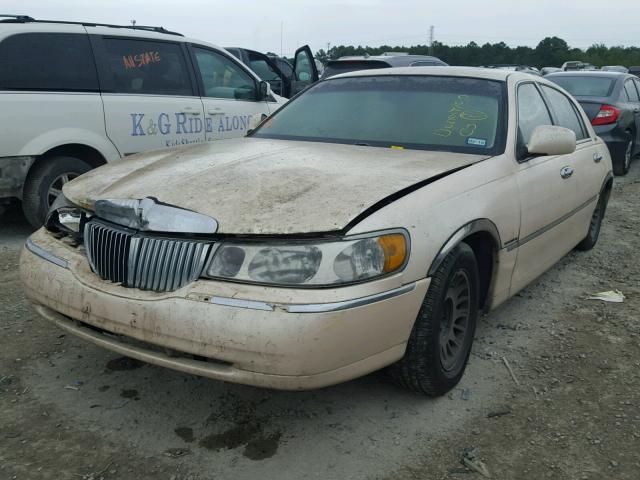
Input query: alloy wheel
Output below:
<box><xmin>47</xmin><ymin>172</ymin><xmax>79</xmax><ymax>209</ymax></box>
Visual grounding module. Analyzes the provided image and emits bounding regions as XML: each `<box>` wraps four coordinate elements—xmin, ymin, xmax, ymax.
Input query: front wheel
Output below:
<box><xmin>386</xmin><ymin>243</ymin><xmax>479</xmax><ymax>396</ymax></box>
<box><xmin>22</xmin><ymin>156</ymin><xmax>92</xmax><ymax>228</ymax></box>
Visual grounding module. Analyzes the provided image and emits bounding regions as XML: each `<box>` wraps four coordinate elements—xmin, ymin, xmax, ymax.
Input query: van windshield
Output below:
<box><xmin>253</xmin><ymin>75</ymin><xmax>506</xmax><ymax>155</ymax></box>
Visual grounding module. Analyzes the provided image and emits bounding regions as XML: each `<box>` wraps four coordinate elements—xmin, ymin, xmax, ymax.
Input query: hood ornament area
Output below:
<box><xmin>94</xmin><ymin>197</ymin><xmax>218</xmax><ymax>234</ymax></box>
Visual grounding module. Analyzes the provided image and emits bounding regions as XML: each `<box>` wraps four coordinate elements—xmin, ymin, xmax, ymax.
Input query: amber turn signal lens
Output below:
<box><xmin>377</xmin><ymin>234</ymin><xmax>407</xmax><ymax>273</ymax></box>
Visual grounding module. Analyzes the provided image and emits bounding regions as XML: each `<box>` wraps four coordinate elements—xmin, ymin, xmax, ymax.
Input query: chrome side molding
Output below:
<box><xmin>25</xmin><ymin>237</ymin><xmax>69</xmax><ymax>269</ymax></box>
<box><xmin>210</xmin><ymin>282</ymin><xmax>417</xmax><ymax>314</ymax></box>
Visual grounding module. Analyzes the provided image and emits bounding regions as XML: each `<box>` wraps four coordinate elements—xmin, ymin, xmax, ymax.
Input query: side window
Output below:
<box><xmin>101</xmin><ymin>38</ymin><xmax>192</xmax><ymax>96</ymax></box>
<box><xmin>624</xmin><ymin>80</ymin><xmax>639</xmax><ymax>102</ymax></box>
<box><xmin>635</xmin><ymin>79</ymin><xmax>640</xmax><ymax>99</ymax></box>
<box><xmin>0</xmin><ymin>33</ymin><xmax>98</xmax><ymax>91</ymax></box>
<box><xmin>540</xmin><ymin>86</ymin><xmax>587</xmax><ymax>141</ymax></box>
<box><xmin>621</xmin><ymin>86</ymin><xmax>630</xmax><ymax>101</ymax></box>
<box><xmin>248</xmin><ymin>53</ymin><xmax>280</xmax><ymax>82</ymax></box>
<box><xmin>517</xmin><ymin>83</ymin><xmax>552</xmax><ymax>158</ymax></box>
<box><xmin>193</xmin><ymin>48</ymin><xmax>257</xmax><ymax>100</ymax></box>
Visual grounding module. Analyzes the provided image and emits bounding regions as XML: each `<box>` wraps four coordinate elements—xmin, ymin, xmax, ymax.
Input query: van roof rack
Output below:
<box><xmin>0</xmin><ymin>15</ymin><xmax>183</xmax><ymax>36</ymax></box>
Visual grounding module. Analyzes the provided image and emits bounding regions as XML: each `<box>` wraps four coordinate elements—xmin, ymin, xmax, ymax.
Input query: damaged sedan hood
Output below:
<box><xmin>64</xmin><ymin>138</ymin><xmax>487</xmax><ymax>234</ymax></box>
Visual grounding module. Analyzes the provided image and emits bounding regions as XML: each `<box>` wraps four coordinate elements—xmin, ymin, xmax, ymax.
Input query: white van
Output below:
<box><xmin>0</xmin><ymin>16</ymin><xmax>316</xmax><ymax>226</ymax></box>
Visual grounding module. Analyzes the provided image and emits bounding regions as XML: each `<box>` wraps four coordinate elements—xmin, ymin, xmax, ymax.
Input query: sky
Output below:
<box><xmin>3</xmin><ymin>0</ymin><xmax>640</xmax><ymax>56</ymax></box>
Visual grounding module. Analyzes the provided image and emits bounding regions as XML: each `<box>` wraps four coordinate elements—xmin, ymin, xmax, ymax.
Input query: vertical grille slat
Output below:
<box><xmin>84</xmin><ymin>220</ymin><xmax>211</xmax><ymax>293</ymax></box>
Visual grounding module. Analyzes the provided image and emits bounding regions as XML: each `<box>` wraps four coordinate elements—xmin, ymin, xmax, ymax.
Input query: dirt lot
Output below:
<box><xmin>1</xmin><ymin>164</ymin><xmax>639</xmax><ymax>480</ymax></box>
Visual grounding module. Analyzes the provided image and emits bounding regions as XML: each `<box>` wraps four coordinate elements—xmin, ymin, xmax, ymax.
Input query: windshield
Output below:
<box><xmin>549</xmin><ymin>76</ymin><xmax>615</xmax><ymax>97</ymax></box>
<box><xmin>253</xmin><ymin>75</ymin><xmax>506</xmax><ymax>154</ymax></box>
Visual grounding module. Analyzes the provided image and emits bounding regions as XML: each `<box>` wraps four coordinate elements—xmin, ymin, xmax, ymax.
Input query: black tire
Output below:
<box><xmin>612</xmin><ymin>137</ymin><xmax>633</xmax><ymax>176</ymax></box>
<box><xmin>386</xmin><ymin>242</ymin><xmax>479</xmax><ymax>396</ymax></box>
<box><xmin>576</xmin><ymin>187</ymin><xmax>610</xmax><ymax>251</ymax></box>
<box><xmin>22</xmin><ymin>156</ymin><xmax>92</xmax><ymax>228</ymax></box>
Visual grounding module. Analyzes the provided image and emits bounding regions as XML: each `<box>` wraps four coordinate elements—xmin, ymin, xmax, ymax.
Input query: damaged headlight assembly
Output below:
<box><xmin>204</xmin><ymin>230</ymin><xmax>409</xmax><ymax>286</ymax></box>
<box><xmin>44</xmin><ymin>195</ymin><xmax>91</xmax><ymax>237</ymax></box>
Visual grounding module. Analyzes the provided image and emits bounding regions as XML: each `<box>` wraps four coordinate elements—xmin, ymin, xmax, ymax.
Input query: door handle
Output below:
<box><xmin>560</xmin><ymin>166</ymin><xmax>574</xmax><ymax>179</ymax></box>
<box><xmin>207</xmin><ymin>108</ymin><xmax>226</xmax><ymax>116</ymax></box>
<box><xmin>181</xmin><ymin>107</ymin><xmax>201</xmax><ymax>115</ymax></box>
<box><xmin>593</xmin><ymin>152</ymin><xmax>603</xmax><ymax>163</ymax></box>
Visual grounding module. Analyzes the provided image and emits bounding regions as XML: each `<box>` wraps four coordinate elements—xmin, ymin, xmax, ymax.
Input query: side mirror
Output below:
<box><xmin>258</xmin><ymin>80</ymin><xmax>271</xmax><ymax>100</ymax></box>
<box><xmin>527</xmin><ymin>125</ymin><xmax>576</xmax><ymax>156</ymax></box>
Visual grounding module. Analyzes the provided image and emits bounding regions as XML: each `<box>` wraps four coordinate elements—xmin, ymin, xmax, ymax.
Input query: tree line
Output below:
<box><xmin>315</xmin><ymin>37</ymin><xmax>640</xmax><ymax>69</ymax></box>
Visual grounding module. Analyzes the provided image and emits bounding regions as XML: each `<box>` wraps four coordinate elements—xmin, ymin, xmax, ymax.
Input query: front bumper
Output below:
<box><xmin>20</xmin><ymin>230</ymin><xmax>428</xmax><ymax>390</ymax></box>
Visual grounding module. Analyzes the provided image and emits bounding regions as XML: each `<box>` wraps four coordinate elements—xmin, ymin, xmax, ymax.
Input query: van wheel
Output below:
<box><xmin>22</xmin><ymin>156</ymin><xmax>92</xmax><ymax>228</ymax></box>
<box><xmin>386</xmin><ymin>243</ymin><xmax>479</xmax><ymax>396</ymax></box>
<box><xmin>576</xmin><ymin>188</ymin><xmax>610</xmax><ymax>251</ymax></box>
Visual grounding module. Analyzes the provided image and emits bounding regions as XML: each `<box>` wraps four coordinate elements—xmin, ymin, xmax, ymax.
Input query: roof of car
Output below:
<box><xmin>330</xmin><ymin>66</ymin><xmax>522</xmax><ymax>81</ymax></box>
<box><xmin>545</xmin><ymin>71</ymin><xmax>632</xmax><ymax>78</ymax></box>
<box><xmin>329</xmin><ymin>55</ymin><xmax>446</xmax><ymax>67</ymax></box>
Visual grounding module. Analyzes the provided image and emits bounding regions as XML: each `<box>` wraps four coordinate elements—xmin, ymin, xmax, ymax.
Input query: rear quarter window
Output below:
<box><xmin>0</xmin><ymin>33</ymin><xmax>98</xmax><ymax>91</ymax></box>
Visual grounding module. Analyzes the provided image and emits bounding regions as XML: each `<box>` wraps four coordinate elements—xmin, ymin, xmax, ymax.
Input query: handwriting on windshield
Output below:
<box><xmin>123</xmin><ymin>51</ymin><xmax>162</xmax><ymax>70</ymax></box>
<box><xmin>434</xmin><ymin>95</ymin><xmax>488</xmax><ymax>138</ymax></box>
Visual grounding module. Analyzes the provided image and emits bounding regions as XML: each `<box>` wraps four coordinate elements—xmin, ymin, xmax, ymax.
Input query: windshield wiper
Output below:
<box><xmin>353</xmin><ymin>142</ymin><xmax>371</xmax><ymax>146</ymax></box>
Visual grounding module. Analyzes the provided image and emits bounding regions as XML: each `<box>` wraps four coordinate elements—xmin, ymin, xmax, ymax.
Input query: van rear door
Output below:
<box><xmin>90</xmin><ymin>33</ymin><xmax>205</xmax><ymax>155</ymax></box>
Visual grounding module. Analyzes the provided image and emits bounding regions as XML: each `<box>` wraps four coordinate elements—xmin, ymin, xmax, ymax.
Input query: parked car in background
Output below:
<box><xmin>481</xmin><ymin>64</ymin><xmax>541</xmax><ymax>76</ymax></box>
<box><xmin>541</xmin><ymin>67</ymin><xmax>562</xmax><ymax>75</ymax></box>
<box><xmin>226</xmin><ymin>46</ymin><xmax>318</xmax><ymax>98</ymax></box>
<box><xmin>547</xmin><ymin>71</ymin><xmax>640</xmax><ymax>175</ymax></box>
<box><xmin>0</xmin><ymin>15</ymin><xmax>287</xmax><ymax>226</ymax></box>
<box><xmin>602</xmin><ymin>66</ymin><xmax>628</xmax><ymax>73</ymax></box>
<box><xmin>629</xmin><ymin>66</ymin><xmax>640</xmax><ymax>78</ymax></box>
<box><xmin>561</xmin><ymin>61</ymin><xmax>597</xmax><ymax>71</ymax></box>
<box><xmin>22</xmin><ymin>67</ymin><xmax>612</xmax><ymax>397</ymax></box>
<box><xmin>321</xmin><ymin>54</ymin><xmax>447</xmax><ymax>79</ymax></box>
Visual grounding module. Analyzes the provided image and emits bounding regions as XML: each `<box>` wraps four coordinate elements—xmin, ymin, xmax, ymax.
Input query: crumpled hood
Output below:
<box><xmin>64</xmin><ymin>138</ymin><xmax>486</xmax><ymax>234</ymax></box>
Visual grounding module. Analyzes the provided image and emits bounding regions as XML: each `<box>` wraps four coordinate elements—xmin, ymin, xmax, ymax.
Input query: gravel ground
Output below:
<box><xmin>1</xmin><ymin>162</ymin><xmax>638</xmax><ymax>480</ymax></box>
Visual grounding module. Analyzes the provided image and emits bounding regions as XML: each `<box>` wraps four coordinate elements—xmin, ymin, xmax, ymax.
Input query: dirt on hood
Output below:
<box><xmin>63</xmin><ymin>138</ymin><xmax>487</xmax><ymax>235</ymax></box>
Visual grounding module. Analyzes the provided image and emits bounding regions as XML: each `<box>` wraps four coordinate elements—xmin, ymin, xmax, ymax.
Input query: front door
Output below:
<box><xmin>289</xmin><ymin>45</ymin><xmax>319</xmax><ymax>97</ymax></box>
<box><xmin>510</xmin><ymin>82</ymin><xmax>581</xmax><ymax>294</ymax></box>
<box><xmin>189</xmin><ymin>46</ymin><xmax>272</xmax><ymax>141</ymax></box>
<box><xmin>92</xmin><ymin>35</ymin><xmax>205</xmax><ymax>155</ymax></box>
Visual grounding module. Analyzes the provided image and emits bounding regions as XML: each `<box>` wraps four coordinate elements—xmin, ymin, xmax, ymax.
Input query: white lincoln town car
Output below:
<box><xmin>20</xmin><ymin>67</ymin><xmax>613</xmax><ymax>396</ymax></box>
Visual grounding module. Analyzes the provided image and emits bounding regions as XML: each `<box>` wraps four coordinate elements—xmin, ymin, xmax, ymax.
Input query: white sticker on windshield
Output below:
<box><xmin>466</xmin><ymin>137</ymin><xmax>487</xmax><ymax>147</ymax></box>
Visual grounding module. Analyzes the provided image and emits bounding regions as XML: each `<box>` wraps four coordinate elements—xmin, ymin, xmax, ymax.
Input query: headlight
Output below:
<box><xmin>204</xmin><ymin>230</ymin><xmax>409</xmax><ymax>286</ymax></box>
<box><xmin>45</xmin><ymin>195</ymin><xmax>89</xmax><ymax>236</ymax></box>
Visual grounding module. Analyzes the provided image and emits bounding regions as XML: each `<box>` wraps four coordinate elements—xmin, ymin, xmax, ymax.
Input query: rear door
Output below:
<box><xmin>92</xmin><ymin>35</ymin><xmax>204</xmax><ymax>154</ymax></box>
<box><xmin>289</xmin><ymin>45</ymin><xmax>319</xmax><ymax>96</ymax></box>
<box><xmin>188</xmin><ymin>46</ymin><xmax>272</xmax><ymax>141</ymax></box>
<box><xmin>539</xmin><ymin>84</ymin><xmax>605</xmax><ymax>206</ymax></box>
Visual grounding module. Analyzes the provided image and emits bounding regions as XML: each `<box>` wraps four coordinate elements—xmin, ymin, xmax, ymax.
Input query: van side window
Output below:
<box><xmin>516</xmin><ymin>83</ymin><xmax>552</xmax><ymax>159</ymax></box>
<box><xmin>192</xmin><ymin>48</ymin><xmax>257</xmax><ymax>100</ymax></box>
<box><xmin>540</xmin><ymin>86</ymin><xmax>587</xmax><ymax>141</ymax></box>
<box><xmin>101</xmin><ymin>38</ymin><xmax>193</xmax><ymax>96</ymax></box>
<box><xmin>0</xmin><ymin>33</ymin><xmax>98</xmax><ymax>91</ymax></box>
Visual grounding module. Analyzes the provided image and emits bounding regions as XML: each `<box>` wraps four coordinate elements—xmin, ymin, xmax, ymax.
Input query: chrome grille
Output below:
<box><xmin>84</xmin><ymin>220</ymin><xmax>212</xmax><ymax>292</ymax></box>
